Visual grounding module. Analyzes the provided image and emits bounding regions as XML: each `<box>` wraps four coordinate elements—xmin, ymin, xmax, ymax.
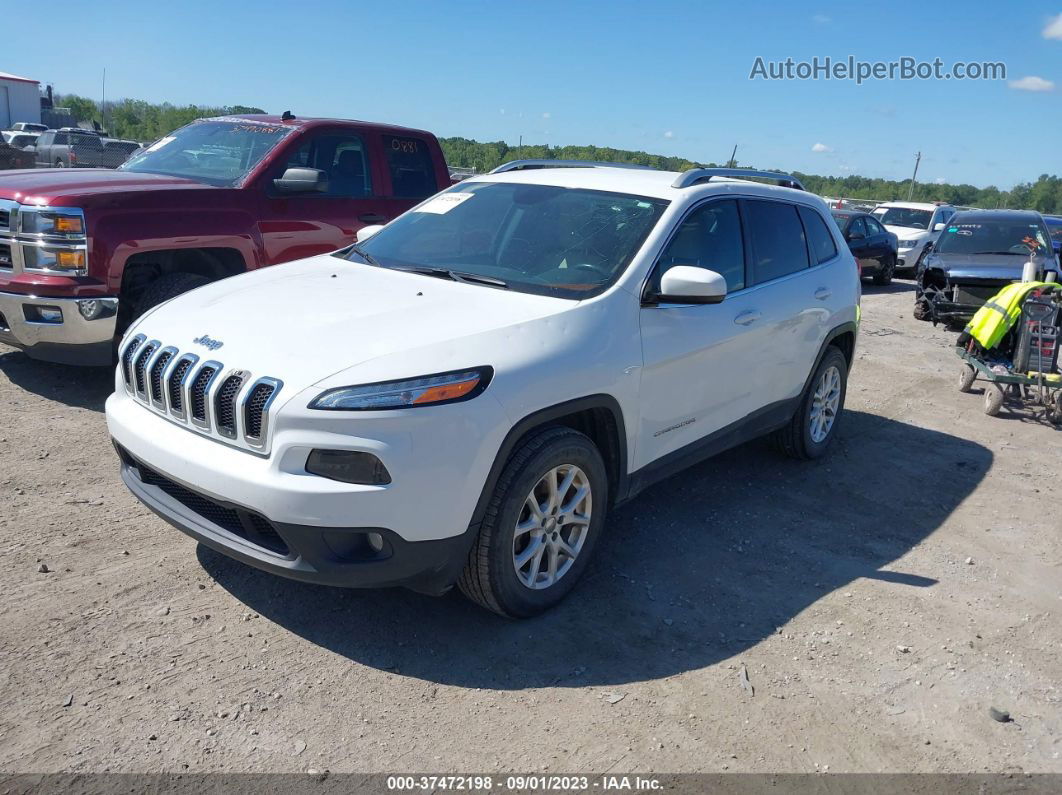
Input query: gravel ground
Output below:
<box><xmin>0</xmin><ymin>282</ymin><xmax>1059</xmax><ymax>774</ymax></box>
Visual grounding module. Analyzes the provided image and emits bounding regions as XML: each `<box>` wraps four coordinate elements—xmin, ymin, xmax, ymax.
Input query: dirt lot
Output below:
<box><xmin>0</xmin><ymin>282</ymin><xmax>1059</xmax><ymax>775</ymax></box>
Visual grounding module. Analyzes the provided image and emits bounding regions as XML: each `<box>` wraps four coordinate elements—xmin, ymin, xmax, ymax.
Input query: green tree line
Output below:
<box><xmin>439</xmin><ymin>138</ymin><xmax>1062</xmax><ymax>214</ymax></box>
<box><xmin>52</xmin><ymin>94</ymin><xmax>1062</xmax><ymax>214</ymax></box>
<box><xmin>55</xmin><ymin>94</ymin><xmax>264</xmax><ymax>144</ymax></box>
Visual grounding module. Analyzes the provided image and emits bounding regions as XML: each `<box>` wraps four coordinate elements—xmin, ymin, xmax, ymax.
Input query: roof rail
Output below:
<box><xmin>490</xmin><ymin>159</ymin><xmax>655</xmax><ymax>174</ymax></box>
<box><xmin>672</xmin><ymin>168</ymin><xmax>804</xmax><ymax>191</ymax></box>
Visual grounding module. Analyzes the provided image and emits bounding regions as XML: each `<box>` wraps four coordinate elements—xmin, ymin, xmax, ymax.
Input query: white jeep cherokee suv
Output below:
<box><xmin>105</xmin><ymin>162</ymin><xmax>860</xmax><ymax>617</ymax></box>
<box><xmin>871</xmin><ymin>201</ymin><xmax>956</xmax><ymax>275</ymax></box>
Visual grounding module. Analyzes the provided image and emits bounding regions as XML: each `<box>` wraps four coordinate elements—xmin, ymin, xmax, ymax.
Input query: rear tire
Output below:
<box><xmin>872</xmin><ymin>256</ymin><xmax>895</xmax><ymax>286</ymax></box>
<box><xmin>913</xmin><ymin>298</ymin><xmax>932</xmax><ymax>322</ymax></box>
<box><xmin>458</xmin><ymin>427</ymin><xmax>608</xmax><ymax>618</ymax></box>
<box><xmin>135</xmin><ymin>272</ymin><xmax>210</xmax><ymax>318</ymax></box>
<box><xmin>958</xmin><ymin>364</ymin><xmax>976</xmax><ymax>393</ymax></box>
<box><xmin>773</xmin><ymin>346</ymin><xmax>848</xmax><ymax>460</ymax></box>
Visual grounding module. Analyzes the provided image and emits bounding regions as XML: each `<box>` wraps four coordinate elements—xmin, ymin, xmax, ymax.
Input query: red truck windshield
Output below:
<box><xmin>119</xmin><ymin>119</ymin><xmax>293</xmax><ymax>186</ymax></box>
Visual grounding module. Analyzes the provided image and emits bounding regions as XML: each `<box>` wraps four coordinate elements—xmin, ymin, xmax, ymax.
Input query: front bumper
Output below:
<box><xmin>0</xmin><ymin>291</ymin><xmax>117</xmax><ymax>365</ymax></box>
<box><xmin>116</xmin><ymin>444</ymin><xmax>472</xmax><ymax>594</ymax></box>
<box><xmin>896</xmin><ymin>244</ymin><xmax>925</xmax><ymax>271</ymax></box>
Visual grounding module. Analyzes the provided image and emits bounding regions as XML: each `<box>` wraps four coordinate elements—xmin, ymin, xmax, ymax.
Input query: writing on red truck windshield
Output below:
<box><xmin>119</xmin><ymin>120</ymin><xmax>293</xmax><ymax>186</ymax></box>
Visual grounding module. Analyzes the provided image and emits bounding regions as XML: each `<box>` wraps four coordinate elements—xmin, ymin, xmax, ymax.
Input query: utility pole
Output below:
<box><xmin>906</xmin><ymin>151</ymin><xmax>921</xmax><ymax>201</ymax></box>
<box><xmin>727</xmin><ymin>144</ymin><xmax>738</xmax><ymax>168</ymax></box>
<box><xmin>101</xmin><ymin>68</ymin><xmax>106</xmax><ymax>133</ymax></box>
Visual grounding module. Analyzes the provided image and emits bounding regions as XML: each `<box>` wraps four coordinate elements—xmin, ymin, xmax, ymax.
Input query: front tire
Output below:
<box><xmin>773</xmin><ymin>346</ymin><xmax>848</xmax><ymax>460</ymax></box>
<box><xmin>458</xmin><ymin>427</ymin><xmax>608</xmax><ymax>618</ymax></box>
<box><xmin>136</xmin><ymin>272</ymin><xmax>210</xmax><ymax>318</ymax></box>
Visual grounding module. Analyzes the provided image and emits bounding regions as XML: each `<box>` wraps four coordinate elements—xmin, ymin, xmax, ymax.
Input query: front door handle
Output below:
<box><xmin>814</xmin><ymin>288</ymin><xmax>832</xmax><ymax>300</ymax></box>
<box><xmin>734</xmin><ymin>310</ymin><xmax>761</xmax><ymax>326</ymax></box>
<box><xmin>359</xmin><ymin>213</ymin><xmax>387</xmax><ymax>224</ymax></box>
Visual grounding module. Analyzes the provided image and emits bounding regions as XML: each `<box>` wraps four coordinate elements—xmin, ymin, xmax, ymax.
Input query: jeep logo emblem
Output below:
<box><xmin>193</xmin><ymin>334</ymin><xmax>224</xmax><ymax>351</ymax></box>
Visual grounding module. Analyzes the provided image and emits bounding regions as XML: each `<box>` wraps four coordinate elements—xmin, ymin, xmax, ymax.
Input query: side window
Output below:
<box><xmin>38</xmin><ymin>132</ymin><xmax>53</xmax><ymax>147</ymax></box>
<box><xmin>54</xmin><ymin>132</ymin><xmax>68</xmax><ymax>146</ymax></box>
<box><xmin>383</xmin><ymin>136</ymin><xmax>438</xmax><ymax>199</ymax></box>
<box><xmin>277</xmin><ymin>133</ymin><xmax>373</xmax><ymax>198</ymax></box>
<box><xmin>799</xmin><ymin>206</ymin><xmax>838</xmax><ymax>264</ymax></box>
<box><xmin>864</xmin><ymin>217</ymin><xmax>884</xmax><ymax>237</ymax></box>
<box><xmin>656</xmin><ymin>199</ymin><xmax>746</xmax><ymax>293</ymax></box>
<box><xmin>745</xmin><ymin>200</ymin><xmax>810</xmax><ymax>284</ymax></box>
<box><xmin>847</xmin><ymin>217</ymin><xmax>867</xmax><ymax>239</ymax></box>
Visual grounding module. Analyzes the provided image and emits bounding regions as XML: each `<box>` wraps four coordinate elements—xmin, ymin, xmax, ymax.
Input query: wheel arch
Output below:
<box><xmin>469</xmin><ymin>394</ymin><xmax>629</xmax><ymax>530</ymax></box>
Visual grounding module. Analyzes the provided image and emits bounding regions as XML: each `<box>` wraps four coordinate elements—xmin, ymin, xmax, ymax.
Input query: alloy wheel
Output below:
<box><xmin>512</xmin><ymin>464</ymin><xmax>592</xmax><ymax>590</ymax></box>
<box><xmin>809</xmin><ymin>365</ymin><xmax>842</xmax><ymax>443</ymax></box>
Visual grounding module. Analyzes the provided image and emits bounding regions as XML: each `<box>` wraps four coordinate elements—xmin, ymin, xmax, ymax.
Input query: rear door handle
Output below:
<box><xmin>734</xmin><ymin>310</ymin><xmax>761</xmax><ymax>326</ymax></box>
<box><xmin>814</xmin><ymin>288</ymin><xmax>832</xmax><ymax>300</ymax></box>
<box><xmin>359</xmin><ymin>213</ymin><xmax>387</xmax><ymax>224</ymax></box>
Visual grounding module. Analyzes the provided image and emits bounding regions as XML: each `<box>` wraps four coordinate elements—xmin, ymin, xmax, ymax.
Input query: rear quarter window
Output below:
<box><xmin>383</xmin><ymin>135</ymin><xmax>438</xmax><ymax>198</ymax></box>
<box><xmin>798</xmin><ymin>206</ymin><xmax>838</xmax><ymax>264</ymax></box>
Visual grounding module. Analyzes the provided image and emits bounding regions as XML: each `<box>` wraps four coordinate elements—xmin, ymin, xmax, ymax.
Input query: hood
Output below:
<box><xmin>128</xmin><ymin>254</ymin><xmax>573</xmax><ymax>396</ymax></box>
<box><xmin>0</xmin><ymin>168</ymin><xmax>212</xmax><ymax>205</ymax></box>
<box><xmin>883</xmin><ymin>225</ymin><xmax>927</xmax><ymax>242</ymax></box>
<box><xmin>925</xmin><ymin>252</ymin><xmax>1035</xmax><ymax>281</ymax></box>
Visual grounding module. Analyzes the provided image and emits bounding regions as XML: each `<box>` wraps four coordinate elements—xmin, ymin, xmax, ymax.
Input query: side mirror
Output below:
<box><xmin>933</xmin><ymin>222</ymin><xmax>946</xmax><ymax>232</ymax></box>
<box><xmin>273</xmin><ymin>167</ymin><xmax>328</xmax><ymax>194</ymax></box>
<box><xmin>655</xmin><ymin>266</ymin><xmax>727</xmax><ymax>305</ymax></box>
<box><xmin>847</xmin><ymin>231</ymin><xmax>865</xmax><ymax>241</ymax></box>
<box><xmin>356</xmin><ymin>224</ymin><xmax>384</xmax><ymax>243</ymax></box>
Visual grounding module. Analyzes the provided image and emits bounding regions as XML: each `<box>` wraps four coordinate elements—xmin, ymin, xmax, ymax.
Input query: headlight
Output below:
<box><xmin>310</xmin><ymin>367</ymin><xmax>492</xmax><ymax>411</ymax></box>
<box><xmin>898</xmin><ymin>238</ymin><xmax>922</xmax><ymax>250</ymax></box>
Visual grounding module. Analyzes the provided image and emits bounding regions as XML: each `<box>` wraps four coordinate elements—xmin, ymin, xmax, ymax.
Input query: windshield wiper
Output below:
<box><xmin>393</xmin><ymin>266</ymin><xmax>509</xmax><ymax>288</ymax></box>
<box><xmin>345</xmin><ymin>243</ymin><xmax>381</xmax><ymax>267</ymax></box>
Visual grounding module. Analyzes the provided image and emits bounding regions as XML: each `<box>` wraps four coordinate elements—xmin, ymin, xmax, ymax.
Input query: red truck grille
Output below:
<box><xmin>119</xmin><ymin>333</ymin><xmax>282</xmax><ymax>451</ymax></box>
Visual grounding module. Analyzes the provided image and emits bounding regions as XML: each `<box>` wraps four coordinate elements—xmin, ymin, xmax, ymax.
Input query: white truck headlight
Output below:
<box><xmin>310</xmin><ymin>367</ymin><xmax>492</xmax><ymax>411</ymax></box>
<box><xmin>899</xmin><ymin>238</ymin><xmax>922</xmax><ymax>250</ymax></box>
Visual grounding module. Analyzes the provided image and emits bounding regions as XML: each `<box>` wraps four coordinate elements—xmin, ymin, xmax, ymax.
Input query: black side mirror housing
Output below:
<box><xmin>847</xmin><ymin>232</ymin><xmax>865</xmax><ymax>242</ymax></box>
<box><xmin>274</xmin><ymin>167</ymin><xmax>328</xmax><ymax>194</ymax></box>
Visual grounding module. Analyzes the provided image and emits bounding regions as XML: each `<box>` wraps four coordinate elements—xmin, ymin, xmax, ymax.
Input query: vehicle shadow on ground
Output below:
<box><xmin>862</xmin><ymin>280</ymin><xmax>916</xmax><ymax>295</ymax></box>
<box><xmin>200</xmin><ymin>410</ymin><xmax>991</xmax><ymax>689</ymax></box>
<box><xmin>0</xmin><ymin>349</ymin><xmax>113</xmax><ymax>412</ymax></box>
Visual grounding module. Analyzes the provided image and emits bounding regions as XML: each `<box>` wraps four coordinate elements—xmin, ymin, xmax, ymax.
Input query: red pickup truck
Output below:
<box><xmin>0</xmin><ymin>114</ymin><xmax>451</xmax><ymax>365</ymax></box>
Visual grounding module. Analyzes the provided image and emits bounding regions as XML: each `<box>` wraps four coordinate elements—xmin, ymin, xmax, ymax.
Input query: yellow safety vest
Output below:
<box><xmin>964</xmin><ymin>281</ymin><xmax>1050</xmax><ymax>350</ymax></box>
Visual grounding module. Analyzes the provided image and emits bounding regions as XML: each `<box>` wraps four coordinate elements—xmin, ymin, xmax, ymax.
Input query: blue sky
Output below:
<box><xmin>11</xmin><ymin>1</ymin><xmax>1062</xmax><ymax>189</ymax></box>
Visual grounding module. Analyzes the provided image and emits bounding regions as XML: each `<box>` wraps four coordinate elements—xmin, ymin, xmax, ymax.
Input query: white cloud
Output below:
<box><xmin>811</xmin><ymin>142</ymin><xmax>833</xmax><ymax>153</ymax></box>
<box><xmin>663</xmin><ymin>130</ymin><xmax>674</xmax><ymax>139</ymax></box>
<box><xmin>1043</xmin><ymin>13</ymin><xmax>1062</xmax><ymax>39</ymax></box>
<box><xmin>499</xmin><ymin>108</ymin><xmax>506</xmax><ymax>115</ymax></box>
<box><xmin>1009</xmin><ymin>75</ymin><xmax>1055</xmax><ymax>92</ymax></box>
<box><xmin>541</xmin><ymin>111</ymin><xmax>551</xmax><ymax>119</ymax></box>
<box><xmin>812</xmin><ymin>13</ymin><xmax>831</xmax><ymax>24</ymax></box>
<box><xmin>935</xmin><ymin>177</ymin><xmax>946</xmax><ymax>185</ymax></box>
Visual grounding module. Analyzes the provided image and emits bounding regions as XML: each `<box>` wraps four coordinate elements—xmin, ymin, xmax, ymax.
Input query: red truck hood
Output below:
<box><xmin>0</xmin><ymin>168</ymin><xmax>213</xmax><ymax>205</ymax></box>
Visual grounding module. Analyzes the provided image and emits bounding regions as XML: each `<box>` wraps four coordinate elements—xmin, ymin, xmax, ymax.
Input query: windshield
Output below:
<box><xmin>872</xmin><ymin>207</ymin><xmax>932</xmax><ymax>229</ymax></box>
<box><xmin>1045</xmin><ymin>218</ymin><xmax>1062</xmax><ymax>248</ymax></box>
<box><xmin>934</xmin><ymin>219</ymin><xmax>1051</xmax><ymax>257</ymax></box>
<box><xmin>343</xmin><ymin>181</ymin><xmax>669</xmax><ymax>299</ymax></box>
<box><xmin>119</xmin><ymin>119</ymin><xmax>293</xmax><ymax>186</ymax></box>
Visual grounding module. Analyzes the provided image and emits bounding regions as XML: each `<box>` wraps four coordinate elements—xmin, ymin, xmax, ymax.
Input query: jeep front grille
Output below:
<box><xmin>118</xmin><ymin>336</ymin><xmax>282</xmax><ymax>451</ymax></box>
<box><xmin>214</xmin><ymin>373</ymin><xmax>245</xmax><ymax>438</ymax></box>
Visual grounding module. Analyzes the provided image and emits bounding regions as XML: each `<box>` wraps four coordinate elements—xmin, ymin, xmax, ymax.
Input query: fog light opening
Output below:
<box><xmin>367</xmin><ymin>532</ymin><xmax>385</xmax><ymax>553</ymax></box>
<box><xmin>305</xmin><ymin>449</ymin><xmax>392</xmax><ymax>485</ymax></box>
